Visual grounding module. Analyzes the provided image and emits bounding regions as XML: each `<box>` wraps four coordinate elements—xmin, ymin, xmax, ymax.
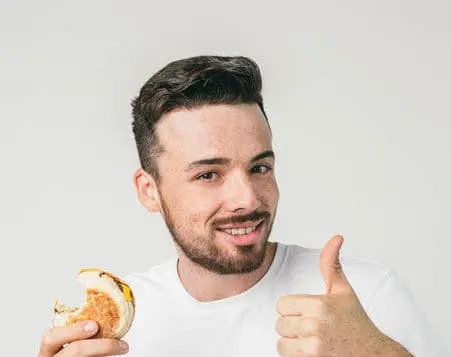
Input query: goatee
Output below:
<box><xmin>160</xmin><ymin>198</ymin><xmax>273</xmax><ymax>274</ymax></box>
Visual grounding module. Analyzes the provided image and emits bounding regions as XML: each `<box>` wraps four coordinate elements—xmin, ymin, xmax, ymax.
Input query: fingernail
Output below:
<box><xmin>84</xmin><ymin>321</ymin><xmax>98</xmax><ymax>332</ymax></box>
<box><xmin>118</xmin><ymin>340</ymin><xmax>129</xmax><ymax>352</ymax></box>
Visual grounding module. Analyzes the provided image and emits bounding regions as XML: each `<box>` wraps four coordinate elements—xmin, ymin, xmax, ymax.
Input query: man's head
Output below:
<box><xmin>131</xmin><ymin>56</ymin><xmax>279</xmax><ymax>274</ymax></box>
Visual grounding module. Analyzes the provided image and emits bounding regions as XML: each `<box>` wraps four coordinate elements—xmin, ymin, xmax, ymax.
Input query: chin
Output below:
<box><xmin>211</xmin><ymin>242</ymin><xmax>269</xmax><ymax>275</ymax></box>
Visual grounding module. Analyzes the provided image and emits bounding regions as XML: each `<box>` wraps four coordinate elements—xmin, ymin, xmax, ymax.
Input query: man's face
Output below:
<box><xmin>147</xmin><ymin>103</ymin><xmax>279</xmax><ymax>274</ymax></box>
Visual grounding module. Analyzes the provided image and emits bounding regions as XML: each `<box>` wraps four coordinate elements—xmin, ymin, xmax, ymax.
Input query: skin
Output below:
<box><xmin>38</xmin><ymin>321</ymin><xmax>128</xmax><ymax>357</ymax></box>
<box><xmin>276</xmin><ymin>235</ymin><xmax>412</xmax><ymax>357</ymax></box>
<box><xmin>38</xmin><ymin>103</ymin><xmax>278</xmax><ymax>356</ymax></box>
<box><xmin>134</xmin><ymin>103</ymin><xmax>279</xmax><ymax>301</ymax></box>
<box><xmin>38</xmin><ymin>103</ymin><xmax>412</xmax><ymax>356</ymax></box>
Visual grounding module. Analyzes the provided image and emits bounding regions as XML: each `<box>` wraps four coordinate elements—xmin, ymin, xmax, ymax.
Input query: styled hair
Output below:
<box><xmin>131</xmin><ymin>55</ymin><xmax>268</xmax><ymax>180</ymax></box>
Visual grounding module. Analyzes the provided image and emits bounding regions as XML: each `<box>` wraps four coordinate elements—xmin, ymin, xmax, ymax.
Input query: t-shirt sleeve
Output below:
<box><xmin>365</xmin><ymin>270</ymin><xmax>449</xmax><ymax>357</ymax></box>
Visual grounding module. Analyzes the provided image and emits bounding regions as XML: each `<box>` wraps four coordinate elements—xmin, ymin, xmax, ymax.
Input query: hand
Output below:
<box><xmin>275</xmin><ymin>235</ymin><xmax>411</xmax><ymax>357</ymax></box>
<box><xmin>38</xmin><ymin>320</ymin><xmax>129</xmax><ymax>357</ymax></box>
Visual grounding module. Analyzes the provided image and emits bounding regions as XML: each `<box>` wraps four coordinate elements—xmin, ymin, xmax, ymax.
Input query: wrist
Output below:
<box><xmin>372</xmin><ymin>333</ymin><xmax>413</xmax><ymax>357</ymax></box>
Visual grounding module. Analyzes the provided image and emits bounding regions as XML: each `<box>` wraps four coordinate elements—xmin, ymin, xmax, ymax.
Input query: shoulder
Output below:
<box><xmin>276</xmin><ymin>242</ymin><xmax>394</xmax><ymax>307</ymax></box>
<box><xmin>119</xmin><ymin>258</ymin><xmax>179</xmax><ymax>348</ymax></box>
<box><xmin>121</xmin><ymin>257</ymin><xmax>178</xmax><ymax>298</ymax></box>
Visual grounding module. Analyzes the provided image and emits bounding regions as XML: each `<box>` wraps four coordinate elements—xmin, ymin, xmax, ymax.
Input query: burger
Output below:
<box><xmin>53</xmin><ymin>268</ymin><xmax>135</xmax><ymax>339</ymax></box>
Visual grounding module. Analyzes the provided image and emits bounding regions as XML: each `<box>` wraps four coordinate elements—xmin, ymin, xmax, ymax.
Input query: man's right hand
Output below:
<box><xmin>38</xmin><ymin>320</ymin><xmax>129</xmax><ymax>357</ymax></box>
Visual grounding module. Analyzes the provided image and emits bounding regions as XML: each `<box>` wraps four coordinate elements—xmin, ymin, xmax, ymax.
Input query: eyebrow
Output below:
<box><xmin>251</xmin><ymin>150</ymin><xmax>275</xmax><ymax>163</ymax></box>
<box><xmin>185</xmin><ymin>150</ymin><xmax>275</xmax><ymax>172</ymax></box>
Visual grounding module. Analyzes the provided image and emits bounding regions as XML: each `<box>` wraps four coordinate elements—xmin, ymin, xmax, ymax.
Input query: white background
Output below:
<box><xmin>0</xmin><ymin>0</ymin><xmax>449</xmax><ymax>355</ymax></box>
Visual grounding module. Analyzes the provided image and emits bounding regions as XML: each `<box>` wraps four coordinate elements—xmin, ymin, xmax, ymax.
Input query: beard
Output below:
<box><xmin>159</xmin><ymin>195</ymin><xmax>275</xmax><ymax>275</ymax></box>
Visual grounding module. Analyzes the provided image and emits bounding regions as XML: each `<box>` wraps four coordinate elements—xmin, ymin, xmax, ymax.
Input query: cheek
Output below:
<box><xmin>163</xmin><ymin>185</ymin><xmax>218</xmax><ymax>227</ymax></box>
<box><xmin>258</xmin><ymin>178</ymin><xmax>279</xmax><ymax>207</ymax></box>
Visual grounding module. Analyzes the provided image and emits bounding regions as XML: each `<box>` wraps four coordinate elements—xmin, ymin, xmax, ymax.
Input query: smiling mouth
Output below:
<box><xmin>216</xmin><ymin>220</ymin><xmax>264</xmax><ymax>236</ymax></box>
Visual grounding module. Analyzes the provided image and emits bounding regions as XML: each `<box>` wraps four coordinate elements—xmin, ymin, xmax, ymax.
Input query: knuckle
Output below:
<box><xmin>276</xmin><ymin>296</ymin><xmax>288</xmax><ymax>314</ymax></box>
<box><xmin>292</xmin><ymin>343</ymin><xmax>304</xmax><ymax>357</ymax></box>
<box><xmin>69</xmin><ymin>341</ymin><xmax>87</xmax><ymax>357</ymax></box>
<box><xmin>276</xmin><ymin>337</ymin><xmax>285</xmax><ymax>355</ymax></box>
<box><xmin>275</xmin><ymin>316</ymin><xmax>283</xmax><ymax>334</ymax></box>
<box><xmin>277</xmin><ymin>295</ymin><xmax>302</xmax><ymax>316</ymax></box>
<box><xmin>110</xmin><ymin>339</ymin><xmax>123</xmax><ymax>351</ymax></box>
<box><xmin>308</xmin><ymin>336</ymin><xmax>323</xmax><ymax>356</ymax></box>
<box><xmin>40</xmin><ymin>329</ymin><xmax>55</xmax><ymax>349</ymax></box>
<box><xmin>277</xmin><ymin>337</ymin><xmax>302</xmax><ymax>357</ymax></box>
<box><xmin>67</xmin><ymin>340</ymin><xmax>83</xmax><ymax>356</ymax></box>
<box><xmin>309</xmin><ymin>319</ymin><xmax>322</xmax><ymax>334</ymax></box>
<box><xmin>276</xmin><ymin>316</ymin><xmax>300</xmax><ymax>338</ymax></box>
<box><xmin>314</xmin><ymin>298</ymin><xmax>329</xmax><ymax>315</ymax></box>
<box><xmin>99</xmin><ymin>339</ymin><xmax>124</xmax><ymax>354</ymax></box>
<box><xmin>67</xmin><ymin>339</ymin><xmax>117</xmax><ymax>356</ymax></box>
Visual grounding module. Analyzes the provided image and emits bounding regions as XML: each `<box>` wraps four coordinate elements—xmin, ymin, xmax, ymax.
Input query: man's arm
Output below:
<box><xmin>365</xmin><ymin>270</ymin><xmax>448</xmax><ymax>357</ymax></box>
<box><xmin>275</xmin><ymin>236</ymin><xmax>439</xmax><ymax>357</ymax></box>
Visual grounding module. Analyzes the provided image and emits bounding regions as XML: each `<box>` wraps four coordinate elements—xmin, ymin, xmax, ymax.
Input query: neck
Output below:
<box><xmin>176</xmin><ymin>242</ymin><xmax>277</xmax><ymax>302</ymax></box>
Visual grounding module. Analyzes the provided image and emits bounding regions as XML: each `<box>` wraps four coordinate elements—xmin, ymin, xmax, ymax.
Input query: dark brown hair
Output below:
<box><xmin>131</xmin><ymin>55</ymin><xmax>268</xmax><ymax>180</ymax></box>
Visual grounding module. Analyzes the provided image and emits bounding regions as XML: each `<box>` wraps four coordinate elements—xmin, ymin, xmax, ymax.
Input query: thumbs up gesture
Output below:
<box><xmin>275</xmin><ymin>235</ymin><xmax>412</xmax><ymax>357</ymax></box>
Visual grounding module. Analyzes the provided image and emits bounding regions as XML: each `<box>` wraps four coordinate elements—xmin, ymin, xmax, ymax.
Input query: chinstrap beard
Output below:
<box><xmin>159</xmin><ymin>197</ymin><xmax>274</xmax><ymax>275</ymax></box>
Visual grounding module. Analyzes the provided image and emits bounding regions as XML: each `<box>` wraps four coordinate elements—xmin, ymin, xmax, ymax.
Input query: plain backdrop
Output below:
<box><xmin>0</xmin><ymin>0</ymin><xmax>449</xmax><ymax>355</ymax></box>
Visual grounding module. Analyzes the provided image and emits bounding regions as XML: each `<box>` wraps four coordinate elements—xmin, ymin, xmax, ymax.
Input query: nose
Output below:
<box><xmin>223</xmin><ymin>173</ymin><xmax>259</xmax><ymax>213</ymax></box>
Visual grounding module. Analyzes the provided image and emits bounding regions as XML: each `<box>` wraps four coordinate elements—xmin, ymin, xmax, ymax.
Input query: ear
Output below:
<box><xmin>133</xmin><ymin>168</ymin><xmax>161</xmax><ymax>212</ymax></box>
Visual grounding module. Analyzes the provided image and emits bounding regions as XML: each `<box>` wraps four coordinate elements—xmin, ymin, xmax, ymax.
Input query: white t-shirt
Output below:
<box><xmin>122</xmin><ymin>243</ymin><xmax>447</xmax><ymax>356</ymax></box>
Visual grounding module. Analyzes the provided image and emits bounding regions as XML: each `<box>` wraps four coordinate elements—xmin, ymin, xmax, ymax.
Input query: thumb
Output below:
<box><xmin>320</xmin><ymin>235</ymin><xmax>352</xmax><ymax>294</ymax></box>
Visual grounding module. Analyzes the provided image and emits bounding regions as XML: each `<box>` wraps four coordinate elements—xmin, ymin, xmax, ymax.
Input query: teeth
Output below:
<box><xmin>223</xmin><ymin>225</ymin><xmax>258</xmax><ymax>235</ymax></box>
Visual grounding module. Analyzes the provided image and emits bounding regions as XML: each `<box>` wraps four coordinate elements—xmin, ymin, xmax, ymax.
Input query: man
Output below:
<box><xmin>38</xmin><ymin>56</ymin><xmax>446</xmax><ymax>357</ymax></box>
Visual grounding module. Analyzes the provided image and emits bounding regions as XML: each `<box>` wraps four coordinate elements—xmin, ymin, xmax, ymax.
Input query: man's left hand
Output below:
<box><xmin>275</xmin><ymin>235</ymin><xmax>412</xmax><ymax>357</ymax></box>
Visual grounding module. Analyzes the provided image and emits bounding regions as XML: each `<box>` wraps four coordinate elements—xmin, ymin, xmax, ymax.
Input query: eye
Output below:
<box><xmin>251</xmin><ymin>164</ymin><xmax>272</xmax><ymax>174</ymax></box>
<box><xmin>197</xmin><ymin>171</ymin><xmax>218</xmax><ymax>181</ymax></box>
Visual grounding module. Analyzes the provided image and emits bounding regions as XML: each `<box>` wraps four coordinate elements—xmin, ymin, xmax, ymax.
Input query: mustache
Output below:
<box><xmin>213</xmin><ymin>210</ymin><xmax>270</xmax><ymax>226</ymax></box>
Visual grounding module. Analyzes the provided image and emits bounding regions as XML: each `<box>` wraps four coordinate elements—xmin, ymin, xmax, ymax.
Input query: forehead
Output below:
<box><xmin>155</xmin><ymin>103</ymin><xmax>272</xmax><ymax>164</ymax></box>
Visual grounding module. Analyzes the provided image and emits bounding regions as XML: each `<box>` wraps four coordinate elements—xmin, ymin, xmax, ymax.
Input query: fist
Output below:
<box><xmin>275</xmin><ymin>235</ymin><xmax>403</xmax><ymax>357</ymax></box>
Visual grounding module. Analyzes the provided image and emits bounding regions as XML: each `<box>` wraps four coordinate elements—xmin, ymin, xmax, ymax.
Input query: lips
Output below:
<box><xmin>216</xmin><ymin>220</ymin><xmax>265</xmax><ymax>246</ymax></box>
<box><xmin>216</xmin><ymin>219</ymin><xmax>264</xmax><ymax>232</ymax></box>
